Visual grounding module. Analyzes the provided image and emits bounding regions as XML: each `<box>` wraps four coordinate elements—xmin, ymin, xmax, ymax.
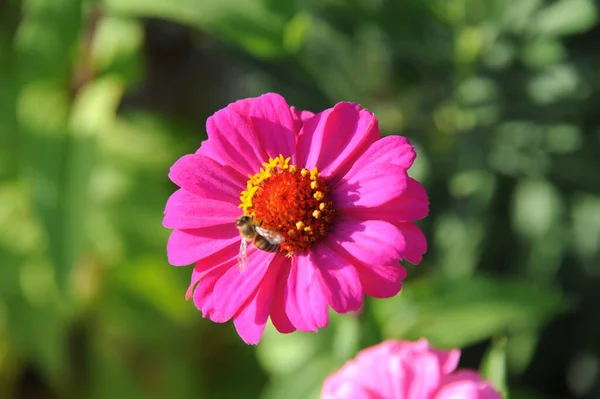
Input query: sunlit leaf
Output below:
<box><xmin>512</xmin><ymin>179</ymin><xmax>563</xmax><ymax>239</ymax></box>
<box><xmin>70</xmin><ymin>75</ymin><xmax>125</xmax><ymax>137</ymax></box>
<box><xmin>256</xmin><ymin>324</ymin><xmax>324</xmax><ymax>377</ymax></box>
<box><xmin>91</xmin><ymin>16</ymin><xmax>144</xmax><ymax>72</ymax></box>
<box><xmin>532</xmin><ymin>0</ymin><xmax>597</xmax><ymax>36</ymax></box>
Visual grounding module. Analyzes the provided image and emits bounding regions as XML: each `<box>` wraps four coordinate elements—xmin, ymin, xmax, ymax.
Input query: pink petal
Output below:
<box><xmin>284</xmin><ymin>253</ymin><xmax>329</xmax><ymax>332</ymax></box>
<box><xmin>323</xmin><ymin>341</ymin><xmax>408</xmax><ymax>398</ymax></box>
<box><xmin>341</xmin><ymin>178</ymin><xmax>429</xmax><ymax>222</ymax></box>
<box><xmin>185</xmin><ymin>243</ymin><xmax>241</xmax><ymax>299</ymax></box>
<box><xmin>320</xmin><ymin>340</ymin><xmax>482</xmax><ymax>399</ymax></box>
<box><xmin>194</xmin><ymin>138</ymin><xmax>227</xmax><ymax>165</ymax></box>
<box><xmin>404</xmin><ymin>349</ymin><xmax>444</xmax><ymax>399</ymax></box>
<box><xmin>296</xmin><ymin>102</ymin><xmax>379</xmax><ymax>185</ymax></box>
<box><xmin>356</xmin><ymin>262</ymin><xmax>407</xmax><ymax>298</ymax></box>
<box><xmin>246</xmin><ymin>93</ymin><xmax>297</xmax><ymax>161</ymax></box>
<box><xmin>290</xmin><ymin>105</ymin><xmax>315</xmax><ymax>133</ymax></box>
<box><xmin>324</xmin><ymin>217</ymin><xmax>409</xmax><ymax>297</ymax></box>
<box><xmin>211</xmin><ymin>250</ymin><xmax>276</xmax><ymax>321</ymax></box>
<box><xmin>269</xmin><ymin>259</ymin><xmax>296</xmax><ymax>333</ymax></box>
<box><xmin>322</xmin><ymin>374</ymin><xmax>371</xmax><ymax>399</ymax></box>
<box><xmin>388</xmin><ymin>355</ymin><xmax>409</xmax><ymax>398</ymax></box>
<box><xmin>224</xmin><ymin>93</ymin><xmax>297</xmax><ymax>158</ymax></box>
<box><xmin>313</xmin><ymin>244</ymin><xmax>364</xmax><ymax>313</ymax></box>
<box><xmin>290</xmin><ymin>106</ymin><xmax>315</xmax><ymax>122</ymax></box>
<box><xmin>168</xmin><ymin>154</ymin><xmax>246</xmax><ymax>204</ymax></box>
<box><xmin>186</xmin><ymin>265</ymin><xmax>205</xmax><ymax>300</ymax></box>
<box><xmin>206</xmin><ymin>105</ymin><xmax>268</xmax><ymax>175</ymax></box>
<box><xmin>233</xmin><ymin>256</ymin><xmax>281</xmax><ymax>344</ymax></box>
<box><xmin>191</xmin><ymin>260</ymin><xmax>234</xmax><ymax>322</ymax></box>
<box><xmin>166</xmin><ymin>225</ymin><xmax>239</xmax><ymax>266</ymax></box>
<box><xmin>333</xmin><ymin>163</ymin><xmax>408</xmax><ymax>209</ymax></box>
<box><xmin>436</xmin><ymin>371</ymin><xmax>501</xmax><ymax>399</ymax></box>
<box><xmin>408</xmin><ymin>340</ymin><xmax>460</xmax><ymax>375</ymax></box>
<box><xmin>435</xmin><ymin>349</ymin><xmax>461</xmax><ymax>376</ymax></box>
<box><xmin>350</xmin><ymin>135</ymin><xmax>416</xmax><ymax>172</ymax></box>
<box><xmin>358</xmin><ymin>342</ymin><xmax>405</xmax><ymax>396</ymax></box>
<box><xmin>327</xmin><ymin>219</ymin><xmax>406</xmax><ymax>265</ymax></box>
<box><xmin>396</xmin><ymin>222</ymin><xmax>428</xmax><ymax>265</ymax></box>
<box><xmin>163</xmin><ymin>189</ymin><xmax>241</xmax><ymax>229</ymax></box>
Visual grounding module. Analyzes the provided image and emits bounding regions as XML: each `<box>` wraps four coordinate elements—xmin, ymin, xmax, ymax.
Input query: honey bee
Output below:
<box><xmin>235</xmin><ymin>215</ymin><xmax>285</xmax><ymax>272</ymax></box>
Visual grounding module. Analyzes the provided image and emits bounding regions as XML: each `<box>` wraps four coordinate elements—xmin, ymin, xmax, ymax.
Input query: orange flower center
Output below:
<box><xmin>239</xmin><ymin>155</ymin><xmax>337</xmax><ymax>255</ymax></box>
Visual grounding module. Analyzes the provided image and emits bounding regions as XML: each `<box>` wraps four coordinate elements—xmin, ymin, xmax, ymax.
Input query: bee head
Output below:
<box><xmin>236</xmin><ymin>216</ymin><xmax>251</xmax><ymax>226</ymax></box>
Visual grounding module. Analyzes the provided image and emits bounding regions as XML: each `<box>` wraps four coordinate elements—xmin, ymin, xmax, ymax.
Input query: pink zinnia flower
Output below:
<box><xmin>163</xmin><ymin>93</ymin><xmax>428</xmax><ymax>344</ymax></box>
<box><xmin>322</xmin><ymin>339</ymin><xmax>502</xmax><ymax>399</ymax></box>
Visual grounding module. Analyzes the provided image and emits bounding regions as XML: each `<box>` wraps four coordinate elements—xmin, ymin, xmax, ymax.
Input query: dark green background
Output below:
<box><xmin>1</xmin><ymin>0</ymin><xmax>599</xmax><ymax>398</ymax></box>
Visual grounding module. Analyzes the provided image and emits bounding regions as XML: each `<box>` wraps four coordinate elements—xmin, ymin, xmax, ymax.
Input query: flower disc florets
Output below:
<box><xmin>239</xmin><ymin>155</ymin><xmax>336</xmax><ymax>255</ymax></box>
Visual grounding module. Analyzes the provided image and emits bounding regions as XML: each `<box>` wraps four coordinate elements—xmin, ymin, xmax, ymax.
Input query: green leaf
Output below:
<box><xmin>375</xmin><ymin>276</ymin><xmax>568</xmax><ymax>348</ymax></box>
<box><xmin>91</xmin><ymin>16</ymin><xmax>144</xmax><ymax>73</ymax></box>
<box><xmin>103</xmin><ymin>0</ymin><xmax>287</xmax><ymax>58</ymax></box>
<box><xmin>17</xmin><ymin>81</ymin><xmax>80</xmax><ymax>291</ymax></box>
<box><xmin>434</xmin><ymin>214</ymin><xmax>486</xmax><ymax>278</ymax></box>
<box><xmin>331</xmin><ymin>313</ymin><xmax>361</xmax><ymax>363</ymax></box>
<box><xmin>259</xmin><ymin>356</ymin><xmax>335</xmax><ymax>399</ymax></box>
<box><xmin>532</xmin><ymin>0</ymin><xmax>597</xmax><ymax>36</ymax></box>
<box><xmin>112</xmin><ymin>256</ymin><xmax>195</xmax><ymax>324</ymax></box>
<box><xmin>522</xmin><ymin>39</ymin><xmax>566</xmax><ymax>69</ymax></box>
<box><xmin>481</xmin><ymin>337</ymin><xmax>509</xmax><ymax>398</ymax></box>
<box><xmin>69</xmin><ymin>75</ymin><xmax>125</xmax><ymax>137</ymax></box>
<box><xmin>89</xmin><ymin>336</ymin><xmax>148</xmax><ymax>399</ymax></box>
<box><xmin>282</xmin><ymin>12</ymin><xmax>311</xmax><ymax>54</ymax></box>
<box><xmin>7</xmin><ymin>286</ymin><xmax>67</xmax><ymax>385</ymax></box>
<box><xmin>512</xmin><ymin>179</ymin><xmax>563</xmax><ymax>239</ymax></box>
<box><xmin>506</xmin><ymin>328</ymin><xmax>540</xmax><ymax>375</ymax></box>
<box><xmin>294</xmin><ymin>17</ymin><xmax>363</xmax><ymax>102</ymax></box>
<box><xmin>256</xmin><ymin>324</ymin><xmax>323</xmax><ymax>377</ymax></box>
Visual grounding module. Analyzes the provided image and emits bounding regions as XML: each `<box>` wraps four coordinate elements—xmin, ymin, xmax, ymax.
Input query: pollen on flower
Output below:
<box><xmin>310</xmin><ymin>168</ymin><xmax>319</xmax><ymax>180</ymax></box>
<box><xmin>239</xmin><ymin>155</ymin><xmax>337</xmax><ymax>255</ymax></box>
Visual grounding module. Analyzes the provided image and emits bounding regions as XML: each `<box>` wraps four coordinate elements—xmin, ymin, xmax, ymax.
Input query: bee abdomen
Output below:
<box><xmin>254</xmin><ymin>238</ymin><xmax>280</xmax><ymax>253</ymax></box>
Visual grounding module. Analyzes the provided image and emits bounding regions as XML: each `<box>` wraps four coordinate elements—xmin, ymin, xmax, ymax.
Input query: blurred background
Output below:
<box><xmin>1</xmin><ymin>0</ymin><xmax>600</xmax><ymax>398</ymax></box>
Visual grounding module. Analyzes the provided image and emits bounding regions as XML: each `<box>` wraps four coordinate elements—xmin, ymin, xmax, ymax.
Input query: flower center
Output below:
<box><xmin>239</xmin><ymin>155</ymin><xmax>337</xmax><ymax>256</ymax></box>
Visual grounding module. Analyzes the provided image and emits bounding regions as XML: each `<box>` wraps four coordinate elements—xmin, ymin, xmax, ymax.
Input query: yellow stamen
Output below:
<box><xmin>238</xmin><ymin>155</ymin><xmax>337</xmax><ymax>255</ymax></box>
<box><xmin>310</xmin><ymin>167</ymin><xmax>319</xmax><ymax>180</ymax></box>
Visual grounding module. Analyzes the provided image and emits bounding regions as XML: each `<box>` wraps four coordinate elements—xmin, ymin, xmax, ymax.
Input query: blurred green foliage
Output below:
<box><xmin>1</xmin><ymin>0</ymin><xmax>599</xmax><ymax>398</ymax></box>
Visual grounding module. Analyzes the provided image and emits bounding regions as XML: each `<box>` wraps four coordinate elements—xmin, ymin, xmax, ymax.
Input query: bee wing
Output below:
<box><xmin>237</xmin><ymin>238</ymin><xmax>248</xmax><ymax>272</ymax></box>
<box><xmin>255</xmin><ymin>226</ymin><xmax>285</xmax><ymax>244</ymax></box>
